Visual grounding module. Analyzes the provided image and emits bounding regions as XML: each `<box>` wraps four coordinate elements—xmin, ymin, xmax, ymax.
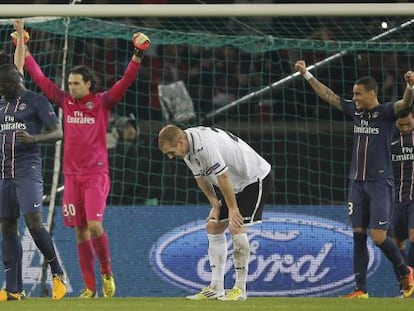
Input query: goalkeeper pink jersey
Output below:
<box><xmin>25</xmin><ymin>55</ymin><xmax>141</xmax><ymax>175</ymax></box>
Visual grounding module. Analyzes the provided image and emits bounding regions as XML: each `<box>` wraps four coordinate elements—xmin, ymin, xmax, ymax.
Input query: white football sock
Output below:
<box><xmin>207</xmin><ymin>233</ymin><xmax>227</xmax><ymax>293</ymax></box>
<box><xmin>231</xmin><ymin>233</ymin><xmax>250</xmax><ymax>292</ymax></box>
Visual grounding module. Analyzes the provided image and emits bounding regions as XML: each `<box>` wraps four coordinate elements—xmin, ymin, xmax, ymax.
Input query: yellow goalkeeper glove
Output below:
<box><xmin>10</xmin><ymin>30</ymin><xmax>30</xmax><ymax>46</ymax></box>
<box><xmin>132</xmin><ymin>32</ymin><xmax>150</xmax><ymax>58</ymax></box>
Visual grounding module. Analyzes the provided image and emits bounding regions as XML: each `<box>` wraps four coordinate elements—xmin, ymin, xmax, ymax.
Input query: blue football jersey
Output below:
<box><xmin>341</xmin><ymin>98</ymin><xmax>396</xmax><ymax>181</ymax></box>
<box><xmin>391</xmin><ymin>128</ymin><xmax>414</xmax><ymax>202</ymax></box>
<box><xmin>0</xmin><ymin>90</ymin><xmax>58</xmax><ymax>178</ymax></box>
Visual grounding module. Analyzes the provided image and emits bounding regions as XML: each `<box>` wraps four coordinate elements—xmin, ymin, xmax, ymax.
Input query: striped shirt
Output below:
<box><xmin>0</xmin><ymin>90</ymin><xmax>58</xmax><ymax>178</ymax></box>
<box><xmin>341</xmin><ymin>98</ymin><xmax>396</xmax><ymax>181</ymax></box>
<box><xmin>391</xmin><ymin>129</ymin><xmax>414</xmax><ymax>202</ymax></box>
<box><xmin>183</xmin><ymin>126</ymin><xmax>271</xmax><ymax>193</ymax></box>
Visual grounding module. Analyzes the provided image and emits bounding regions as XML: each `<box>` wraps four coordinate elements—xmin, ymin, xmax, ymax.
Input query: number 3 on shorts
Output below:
<box><xmin>347</xmin><ymin>202</ymin><xmax>353</xmax><ymax>216</ymax></box>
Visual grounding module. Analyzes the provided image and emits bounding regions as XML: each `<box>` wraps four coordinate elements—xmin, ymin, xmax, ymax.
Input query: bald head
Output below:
<box><xmin>158</xmin><ymin>125</ymin><xmax>185</xmax><ymax>149</ymax></box>
<box><xmin>158</xmin><ymin>124</ymin><xmax>188</xmax><ymax>159</ymax></box>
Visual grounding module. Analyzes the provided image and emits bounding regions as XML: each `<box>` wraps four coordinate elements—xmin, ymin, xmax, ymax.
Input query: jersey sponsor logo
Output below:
<box><xmin>353</xmin><ymin>120</ymin><xmax>379</xmax><ymax>135</ymax></box>
<box><xmin>66</xmin><ymin>111</ymin><xmax>95</xmax><ymax>125</ymax></box>
<box><xmin>0</xmin><ymin>115</ymin><xmax>27</xmax><ymax>132</ymax></box>
<box><xmin>149</xmin><ymin>212</ymin><xmax>381</xmax><ymax>296</ymax></box>
<box><xmin>392</xmin><ymin>146</ymin><xmax>414</xmax><ymax>161</ymax></box>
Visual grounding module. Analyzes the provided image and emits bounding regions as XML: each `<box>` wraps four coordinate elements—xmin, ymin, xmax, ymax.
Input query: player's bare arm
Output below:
<box><xmin>16</xmin><ymin>123</ymin><xmax>62</xmax><ymax>144</ymax></box>
<box><xmin>216</xmin><ymin>172</ymin><xmax>244</xmax><ymax>229</ymax></box>
<box><xmin>294</xmin><ymin>60</ymin><xmax>341</xmax><ymax>110</ymax></box>
<box><xmin>195</xmin><ymin>176</ymin><xmax>220</xmax><ymax>208</ymax></box>
<box><xmin>11</xmin><ymin>18</ymin><xmax>28</xmax><ymax>75</ymax></box>
<box><xmin>394</xmin><ymin>70</ymin><xmax>414</xmax><ymax>114</ymax></box>
<box><xmin>195</xmin><ymin>177</ymin><xmax>221</xmax><ymax>223</ymax></box>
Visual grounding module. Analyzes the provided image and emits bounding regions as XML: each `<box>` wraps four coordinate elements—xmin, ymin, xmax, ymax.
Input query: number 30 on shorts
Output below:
<box><xmin>347</xmin><ymin>202</ymin><xmax>353</xmax><ymax>216</ymax></box>
<box><xmin>63</xmin><ymin>203</ymin><xmax>76</xmax><ymax>217</ymax></box>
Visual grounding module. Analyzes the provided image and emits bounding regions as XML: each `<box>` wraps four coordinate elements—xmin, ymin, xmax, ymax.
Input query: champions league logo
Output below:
<box><xmin>150</xmin><ymin>213</ymin><xmax>381</xmax><ymax>296</ymax></box>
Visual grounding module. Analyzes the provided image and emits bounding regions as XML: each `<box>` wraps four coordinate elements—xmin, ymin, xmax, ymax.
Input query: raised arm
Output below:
<box><xmin>294</xmin><ymin>60</ymin><xmax>342</xmax><ymax>110</ymax></box>
<box><xmin>105</xmin><ymin>32</ymin><xmax>150</xmax><ymax>107</ymax></box>
<box><xmin>394</xmin><ymin>70</ymin><xmax>414</xmax><ymax>115</ymax></box>
<box><xmin>11</xmin><ymin>19</ymin><xmax>28</xmax><ymax>75</ymax></box>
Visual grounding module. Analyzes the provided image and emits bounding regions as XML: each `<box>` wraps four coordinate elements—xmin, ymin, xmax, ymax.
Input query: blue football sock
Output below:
<box><xmin>2</xmin><ymin>232</ymin><xmax>21</xmax><ymax>293</ymax></box>
<box><xmin>30</xmin><ymin>227</ymin><xmax>63</xmax><ymax>275</ymax></box>
<box><xmin>353</xmin><ymin>232</ymin><xmax>368</xmax><ymax>293</ymax></box>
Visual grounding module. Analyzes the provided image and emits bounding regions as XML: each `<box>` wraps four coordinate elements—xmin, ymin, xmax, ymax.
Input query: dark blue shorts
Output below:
<box><xmin>391</xmin><ymin>200</ymin><xmax>414</xmax><ymax>241</ymax></box>
<box><xmin>347</xmin><ymin>179</ymin><xmax>394</xmax><ymax>230</ymax></box>
<box><xmin>218</xmin><ymin>170</ymin><xmax>274</xmax><ymax>225</ymax></box>
<box><xmin>0</xmin><ymin>175</ymin><xmax>43</xmax><ymax>218</ymax></box>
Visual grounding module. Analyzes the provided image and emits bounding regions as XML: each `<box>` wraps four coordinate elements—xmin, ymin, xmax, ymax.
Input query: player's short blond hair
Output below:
<box><xmin>158</xmin><ymin>124</ymin><xmax>185</xmax><ymax>150</ymax></box>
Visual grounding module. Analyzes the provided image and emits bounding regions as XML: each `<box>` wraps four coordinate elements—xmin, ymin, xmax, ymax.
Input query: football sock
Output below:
<box><xmin>392</xmin><ymin>249</ymin><xmax>407</xmax><ymax>289</ymax></box>
<box><xmin>1</xmin><ymin>231</ymin><xmax>21</xmax><ymax>293</ymax></box>
<box><xmin>30</xmin><ymin>227</ymin><xmax>63</xmax><ymax>275</ymax></box>
<box><xmin>207</xmin><ymin>233</ymin><xmax>227</xmax><ymax>292</ymax></box>
<box><xmin>407</xmin><ymin>242</ymin><xmax>414</xmax><ymax>267</ymax></box>
<box><xmin>353</xmin><ymin>232</ymin><xmax>368</xmax><ymax>293</ymax></box>
<box><xmin>377</xmin><ymin>237</ymin><xmax>409</xmax><ymax>276</ymax></box>
<box><xmin>232</xmin><ymin>233</ymin><xmax>250</xmax><ymax>292</ymax></box>
<box><xmin>17</xmin><ymin>236</ymin><xmax>23</xmax><ymax>292</ymax></box>
<box><xmin>78</xmin><ymin>239</ymin><xmax>96</xmax><ymax>291</ymax></box>
<box><xmin>393</xmin><ymin>249</ymin><xmax>406</xmax><ymax>290</ymax></box>
<box><xmin>92</xmin><ymin>231</ymin><xmax>112</xmax><ymax>275</ymax></box>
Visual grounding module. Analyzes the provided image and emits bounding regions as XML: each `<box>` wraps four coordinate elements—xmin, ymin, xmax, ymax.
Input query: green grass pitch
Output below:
<box><xmin>1</xmin><ymin>297</ymin><xmax>412</xmax><ymax>311</ymax></box>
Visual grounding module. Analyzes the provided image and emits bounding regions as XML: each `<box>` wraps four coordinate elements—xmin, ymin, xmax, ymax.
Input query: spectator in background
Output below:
<box><xmin>108</xmin><ymin>115</ymin><xmax>140</xmax><ymax>205</ymax></box>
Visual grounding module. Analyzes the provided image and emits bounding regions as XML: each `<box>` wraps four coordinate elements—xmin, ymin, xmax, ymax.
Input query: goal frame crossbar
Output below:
<box><xmin>1</xmin><ymin>3</ymin><xmax>414</xmax><ymax>17</ymax></box>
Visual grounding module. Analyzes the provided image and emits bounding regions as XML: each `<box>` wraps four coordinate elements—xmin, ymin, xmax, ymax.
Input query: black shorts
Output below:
<box><xmin>218</xmin><ymin>170</ymin><xmax>274</xmax><ymax>225</ymax></box>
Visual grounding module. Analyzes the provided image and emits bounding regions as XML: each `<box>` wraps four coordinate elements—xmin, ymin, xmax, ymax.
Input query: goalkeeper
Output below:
<box><xmin>15</xmin><ymin>18</ymin><xmax>150</xmax><ymax>298</ymax></box>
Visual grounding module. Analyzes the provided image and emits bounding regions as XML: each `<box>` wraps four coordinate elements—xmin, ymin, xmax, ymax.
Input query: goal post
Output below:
<box><xmin>1</xmin><ymin>3</ymin><xmax>414</xmax><ymax>17</ymax></box>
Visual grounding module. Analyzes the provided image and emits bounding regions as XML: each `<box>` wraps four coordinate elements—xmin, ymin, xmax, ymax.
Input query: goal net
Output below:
<box><xmin>2</xmin><ymin>14</ymin><xmax>409</xmax><ymax>206</ymax></box>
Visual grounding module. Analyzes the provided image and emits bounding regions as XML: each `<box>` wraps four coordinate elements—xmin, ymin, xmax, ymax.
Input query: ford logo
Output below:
<box><xmin>149</xmin><ymin>212</ymin><xmax>381</xmax><ymax>296</ymax></box>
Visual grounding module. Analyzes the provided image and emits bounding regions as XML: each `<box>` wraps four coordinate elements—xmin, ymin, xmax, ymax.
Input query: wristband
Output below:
<box><xmin>407</xmin><ymin>83</ymin><xmax>414</xmax><ymax>89</ymax></box>
<box><xmin>133</xmin><ymin>48</ymin><xmax>144</xmax><ymax>59</ymax></box>
<box><xmin>303</xmin><ymin>71</ymin><xmax>314</xmax><ymax>81</ymax></box>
